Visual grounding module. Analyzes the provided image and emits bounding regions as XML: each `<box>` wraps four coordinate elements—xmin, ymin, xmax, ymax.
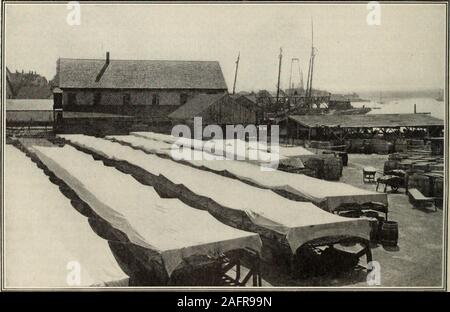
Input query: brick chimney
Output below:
<box><xmin>96</xmin><ymin>51</ymin><xmax>110</xmax><ymax>82</ymax></box>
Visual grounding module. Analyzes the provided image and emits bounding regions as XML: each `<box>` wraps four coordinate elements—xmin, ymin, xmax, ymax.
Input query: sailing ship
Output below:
<box><xmin>254</xmin><ymin>19</ymin><xmax>371</xmax><ymax>118</ymax></box>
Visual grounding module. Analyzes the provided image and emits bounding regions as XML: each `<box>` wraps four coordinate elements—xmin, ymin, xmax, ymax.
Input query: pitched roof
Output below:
<box><xmin>288</xmin><ymin>114</ymin><xmax>444</xmax><ymax>128</ymax></box>
<box><xmin>58</xmin><ymin>58</ymin><xmax>228</xmax><ymax>90</ymax></box>
<box><xmin>243</xmin><ymin>94</ymin><xmax>258</xmax><ymax>104</ymax></box>
<box><xmin>231</xmin><ymin>94</ymin><xmax>262</xmax><ymax>111</ymax></box>
<box><xmin>168</xmin><ymin>93</ymin><xmax>226</xmax><ymax>120</ymax></box>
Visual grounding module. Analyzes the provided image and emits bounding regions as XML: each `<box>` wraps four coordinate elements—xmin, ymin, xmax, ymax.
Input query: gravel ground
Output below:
<box><xmin>259</xmin><ymin>153</ymin><xmax>444</xmax><ymax>288</ymax></box>
<box><xmin>342</xmin><ymin>153</ymin><xmax>444</xmax><ymax>288</ymax></box>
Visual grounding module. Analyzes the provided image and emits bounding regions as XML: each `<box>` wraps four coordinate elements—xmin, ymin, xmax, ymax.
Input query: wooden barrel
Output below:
<box><xmin>408</xmin><ymin>139</ymin><xmax>425</xmax><ymax>149</ymax></box>
<box><xmin>380</xmin><ymin>221</ymin><xmax>399</xmax><ymax>247</ymax></box>
<box><xmin>371</xmin><ymin>139</ymin><xmax>391</xmax><ymax>154</ymax></box>
<box><xmin>302</xmin><ymin>156</ymin><xmax>324</xmax><ymax>179</ymax></box>
<box><xmin>340</xmin><ymin>152</ymin><xmax>348</xmax><ymax>166</ymax></box>
<box><xmin>384</xmin><ymin>160</ymin><xmax>399</xmax><ymax>174</ymax></box>
<box><xmin>433</xmin><ymin>177</ymin><xmax>444</xmax><ymax>198</ymax></box>
<box><xmin>398</xmin><ymin>160</ymin><xmax>416</xmax><ymax>170</ymax></box>
<box><xmin>309</xmin><ymin>141</ymin><xmax>319</xmax><ymax>149</ymax></box>
<box><xmin>322</xmin><ymin>157</ymin><xmax>342</xmax><ymax>181</ymax></box>
<box><xmin>429</xmin><ymin>138</ymin><xmax>444</xmax><ymax>155</ymax></box>
<box><xmin>339</xmin><ymin>210</ymin><xmax>363</xmax><ymax>218</ymax></box>
<box><xmin>309</xmin><ymin>141</ymin><xmax>331</xmax><ymax>149</ymax></box>
<box><xmin>433</xmin><ymin>177</ymin><xmax>444</xmax><ymax>207</ymax></box>
<box><xmin>388</xmin><ymin>153</ymin><xmax>402</xmax><ymax>161</ymax></box>
<box><xmin>350</xmin><ymin>139</ymin><xmax>364</xmax><ymax>153</ymax></box>
<box><xmin>408</xmin><ymin>173</ymin><xmax>431</xmax><ymax>196</ymax></box>
<box><xmin>412</xmin><ymin>162</ymin><xmax>431</xmax><ymax>172</ymax></box>
<box><xmin>394</xmin><ymin>139</ymin><xmax>408</xmax><ymax>153</ymax></box>
<box><xmin>318</xmin><ymin>141</ymin><xmax>332</xmax><ymax>150</ymax></box>
<box><xmin>430</xmin><ymin>163</ymin><xmax>444</xmax><ymax>172</ymax></box>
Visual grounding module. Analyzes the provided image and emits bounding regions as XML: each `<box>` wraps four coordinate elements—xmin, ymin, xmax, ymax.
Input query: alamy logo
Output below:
<box><xmin>66</xmin><ymin>261</ymin><xmax>81</xmax><ymax>286</ymax></box>
<box><xmin>366</xmin><ymin>1</ymin><xmax>381</xmax><ymax>26</ymax></box>
<box><xmin>366</xmin><ymin>261</ymin><xmax>381</xmax><ymax>286</ymax></box>
<box><xmin>171</xmin><ymin>117</ymin><xmax>280</xmax><ymax>171</ymax></box>
<box><xmin>66</xmin><ymin>1</ymin><xmax>81</xmax><ymax>26</ymax></box>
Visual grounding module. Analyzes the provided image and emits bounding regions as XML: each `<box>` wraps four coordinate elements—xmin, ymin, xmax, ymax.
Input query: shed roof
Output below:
<box><xmin>58</xmin><ymin>58</ymin><xmax>228</xmax><ymax>90</ymax></box>
<box><xmin>288</xmin><ymin>114</ymin><xmax>444</xmax><ymax>128</ymax></box>
<box><xmin>168</xmin><ymin>93</ymin><xmax>226</xmax><ymax>120</ymax></box>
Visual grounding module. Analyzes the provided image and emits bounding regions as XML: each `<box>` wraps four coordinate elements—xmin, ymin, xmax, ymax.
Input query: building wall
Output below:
<box><xmin>61</xmin><ymin>89</ymin><xmax>226</xmax><ymax>107</ymax></box>
<box><xmin>202</xmin><ymin>95</ymin><xmax>258</xmax><ymax>125</ymax></box>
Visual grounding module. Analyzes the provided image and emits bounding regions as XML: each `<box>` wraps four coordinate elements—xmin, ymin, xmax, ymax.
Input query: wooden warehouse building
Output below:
<box><xmin>53</xmin><ymin>52</ymin><xmax>229</xmax><ymax>133</ymax></box>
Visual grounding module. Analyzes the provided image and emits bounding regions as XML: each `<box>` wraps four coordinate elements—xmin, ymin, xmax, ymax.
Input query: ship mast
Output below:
<box><xmin>276</xmin><ymin>47</ymin><xmax>283</xmax><ymax>104</ymax></box>
<box><xmin>306</xmin><ymin>18</ymin><xmax>316</xmax><ymax>105</ymax></box>
<box><xmin>232</xmin><ymin>52</ymin><xmax>240</xmax><ymax>95</ymax></box>
<box><xmin>289</xmin><ymin>58</ymin><xmax>300</xmax><ymax>96</ymax></box>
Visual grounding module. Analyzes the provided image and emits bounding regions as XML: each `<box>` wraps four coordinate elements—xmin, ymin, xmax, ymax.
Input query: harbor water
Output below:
<box><xmin>352</xmin><ymin>97</ymin><xmax>445</xmax><ymax>120</ymax></box>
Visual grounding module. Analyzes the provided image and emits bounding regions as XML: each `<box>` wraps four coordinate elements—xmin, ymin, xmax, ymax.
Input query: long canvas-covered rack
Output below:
<box><xmin>103</xmin><ymin>133</ymin><xmax>388</xmax><ymax>217</ymax></box>
<box><xmin>58</xmin><ymin>135</ymin><xmax>374</xmax><ymax>274</ymax></box>
<box><xmin>17</xmin><ymin>141</ymin><xmax>263</xmax><ymax>286</ymax></box>
<box><xmin>5</xmin><ymin>145</ymin><xmax>128</xmax><ymax>287</ymax></box>
<box><xmin>131</xmin><ymin>131</ymin><xmax>297</xmax><ymax>168</ymax></box>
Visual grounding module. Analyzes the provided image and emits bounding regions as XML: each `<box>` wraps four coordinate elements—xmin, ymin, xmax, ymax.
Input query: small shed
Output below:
<box><xmin>168</xmin><ymin>93</ymin><xmax>259</xmax><ymax>126</ymax></box>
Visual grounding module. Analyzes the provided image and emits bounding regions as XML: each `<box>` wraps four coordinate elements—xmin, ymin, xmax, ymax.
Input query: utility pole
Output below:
<box><xmin>232</xmin><ymin>52</ymin><xmax>240</xmax><ymax>95</ymax></box>
<box><xmin>276</xmin><ymin>47</ymin><xmax>283</xmax><ymax>105</ymax></box>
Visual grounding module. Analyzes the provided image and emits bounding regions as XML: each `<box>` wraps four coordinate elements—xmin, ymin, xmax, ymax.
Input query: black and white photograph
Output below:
<box><xmin>1</xmin><ymin>1</ymin><xmax>448</xmax><ymax>294</ymax></box>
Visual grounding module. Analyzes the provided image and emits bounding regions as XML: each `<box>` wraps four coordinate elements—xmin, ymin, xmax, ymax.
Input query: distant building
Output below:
<box><xmin>54</xmin><ymin>52</ymin><xmax>228</xmax><ymax>124</ymax></box>
<box><xmin>328</xmin><ymin>94</ymin><xmax>352</xmax><ymax>110</ymax></box>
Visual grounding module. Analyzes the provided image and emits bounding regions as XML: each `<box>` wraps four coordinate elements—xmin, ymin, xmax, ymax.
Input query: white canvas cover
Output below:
<box><xmin>132</xmin><ymin>131</ymin><xmax>178</xmax><ymax>144</ymax></box>
<box><xmin>213</xmin><ymin>139</ymin><xmax>314</xmax><ymax>157</ymax></box>
<box><xmin>131</xmin><ymin>131</ymin><xmax>313</xmax><ymax>159</ymax></box>
<box><xmin>59</xmin><ymin>135</ymin><xmax>372</xmax><ymax>253</ymax></box>
<box><xmin>28</xmin><ymin>144</ymin><xmax>262</xmax><ymax>277</ymax></box>
<box><xmin>104</xmin><ymin>134</ymin><xmax>388</xmax><ymax>210</ymax></box>
<box><xmin>4</xmin><ymin>145</ymin><xmax>128</xmax><ymax>287</ymax></box>
<box><xmin>131</xmin><ymin>131</ymin><xmax>284</xmax><ymax>163</ymax></box>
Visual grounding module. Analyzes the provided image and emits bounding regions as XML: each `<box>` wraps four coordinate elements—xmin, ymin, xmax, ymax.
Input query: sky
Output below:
<box><xmin>4</xmin><ymin>3</ymin><xmax>447</xmax><ymax>93</ymax></box>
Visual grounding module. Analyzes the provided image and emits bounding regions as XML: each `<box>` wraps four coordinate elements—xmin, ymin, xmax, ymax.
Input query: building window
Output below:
<box><xmin>93</xmin><ymin>92</ymin><xmax>102</xmax><ymax>106</ymax></box>
<box><xmin>123</xmin><ymin>93</ymin><xmax>131</xmax><ymax>105</ymax></box>
<box><xmin>180</xmin><ymin>93</ymin><xmax>188</xmax><ymax>105</ymax></box>
<box><xmin>152</xmin><ymin>93</ymin><xmax>160</xmax><ymax>106</ymax></box>
<box><xmin>68</xmin><ymin>93</ymin><xmax>77</xmax><ymax>106</ymax></box>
